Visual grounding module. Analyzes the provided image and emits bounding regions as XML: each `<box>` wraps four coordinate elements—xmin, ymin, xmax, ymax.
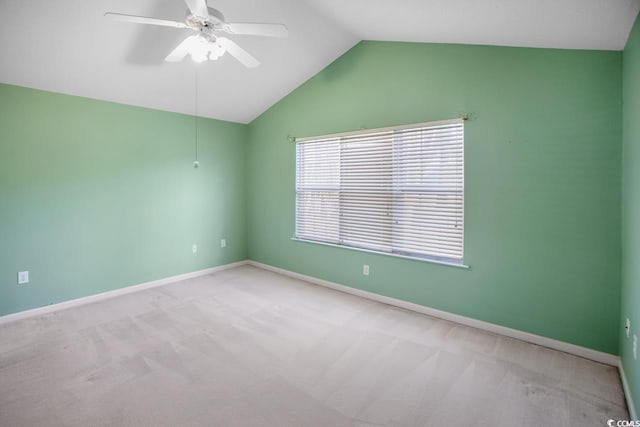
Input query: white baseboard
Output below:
<box><xmin>247</xmin><ymin>260</ymin><xmax>620</xmax><ymax>367</ymax></box>
<box><xmin>619</xmin><ymin>361</ymin><xmax>638</xmax><ymax>420</ymax></box>
<box><xmin>0</xmin><ymin>260</ymin><xmax>249</xmax><ymax>325</ymax></box>
<box><xmin>0</xmin><ymin>257</ymin><xmax>622</xmax><ymax>368</ymax></box>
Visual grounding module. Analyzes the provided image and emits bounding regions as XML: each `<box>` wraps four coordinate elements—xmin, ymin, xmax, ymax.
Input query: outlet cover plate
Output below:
<box><xmin>18</xmin><ymin>271</ymin><xmax>29</xmax><ymax>284</ymax></box>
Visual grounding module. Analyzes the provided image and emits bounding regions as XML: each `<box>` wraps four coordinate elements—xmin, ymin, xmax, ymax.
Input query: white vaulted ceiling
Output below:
<box><xmin>0</xmin><ymin>0</ymin><xmax>358</xmax><ymax>123</ymax></box>
<box><xmin>0</xmin><ymin>0</ymin><xmax>638</xmax><ymax>123</ymax></box>
<box><xmin>305</xmin><ymin>0</ymin><xmax>640</xmax><ymax>51</ymax></box>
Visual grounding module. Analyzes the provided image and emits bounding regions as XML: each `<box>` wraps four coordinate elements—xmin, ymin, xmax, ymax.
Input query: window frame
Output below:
<box><xmin>293</xmin><ymin>118</ymin><xmax>468</xmax><ymax>269</ymax></box>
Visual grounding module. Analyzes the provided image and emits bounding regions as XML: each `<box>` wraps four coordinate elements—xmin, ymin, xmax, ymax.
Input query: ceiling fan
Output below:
<box><xmin>105</xmin><ymin>0</ymin><xmax>288</xmax><ymax>68</ymax></box>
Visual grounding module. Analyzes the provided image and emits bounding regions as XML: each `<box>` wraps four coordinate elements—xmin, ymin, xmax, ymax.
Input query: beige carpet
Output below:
<box><xmin>0</xmin><ymin>265</ymin><xmax>629</xmax><ymax>426</ymax></box>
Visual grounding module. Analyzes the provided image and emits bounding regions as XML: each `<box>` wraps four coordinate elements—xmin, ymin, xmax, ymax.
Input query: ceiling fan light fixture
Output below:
<box><xmin>188</xmin><ymin>36</ymin><xmax>226</xmax><ymax>62</ymax></box>
<box><xmin>189</xmin><ymin>36</ymin><xmax>210</xmax><ymax>63</ymax></box>
<box><xmin>208</xmin><ymin>42</ymin><xmax>226</xmax><ymax>60</ymax></box>
<box><xmin>190</xmin><ymin>51</ymin><xmax>208</xmax><ymax>62</ymax></box>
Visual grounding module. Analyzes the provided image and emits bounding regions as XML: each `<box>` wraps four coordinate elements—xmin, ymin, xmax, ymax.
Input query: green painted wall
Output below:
<box><xmin>0</xmin><ymin>83</ymin><xmax>247</xmax><ymax>316</ymax></box>
<box><xmin>0</xmin><ymin>40</ymin><xmax>627</xmax><ymax>359</ymax></box>
<box><xmin>247</xmin><ymin>41</ymin><xmax>623</xmax><ymax>354</ymax></box>
<box><xmin>622</xmin><ymin>14</ymin><xmax>640</xmax><ymax>417</ymax></box>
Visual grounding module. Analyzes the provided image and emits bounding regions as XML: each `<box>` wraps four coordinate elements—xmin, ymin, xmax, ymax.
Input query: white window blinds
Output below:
<box><xmin>295</xmin><ymin>119</ymin><xmax>464</xmax><ymax>263</ymax></box>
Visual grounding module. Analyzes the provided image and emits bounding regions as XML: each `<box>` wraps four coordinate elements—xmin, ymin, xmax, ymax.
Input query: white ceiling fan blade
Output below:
<box><xmin>184</xmin><ymin>0</ymin><xmax>209</xmax><ymax>19</ymax></box>
<box><xmin>224</xmin><ymin>23</ymin><xmax>288</xmax><ymax>38</ymax></box>
<box><xmin>165</xmin><ymin>36</ymin><xmax>198</xmax><ymax>62</ymax></box>
<box><xmin>217</xmin><ymin>37</ymin><xmax>260</xmax><ymax>68</ymax></box>
<box><xmin>104</xmin><ymin>12</ymin><xmax>187</xmax><ymax>29</ymax></box>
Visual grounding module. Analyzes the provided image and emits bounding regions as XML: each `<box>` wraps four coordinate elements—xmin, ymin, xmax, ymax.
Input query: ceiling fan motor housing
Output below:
<box><xmin>187</xmin><ymin>6</ymin><xmax>225</xmax><ymax>28</ymax></box>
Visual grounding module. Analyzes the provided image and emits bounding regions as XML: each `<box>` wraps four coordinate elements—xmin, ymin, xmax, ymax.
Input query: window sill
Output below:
<box><xmin>291</xmin><ymin>238</ymin><xmax>470</xmax><ymax>269</ymax></box>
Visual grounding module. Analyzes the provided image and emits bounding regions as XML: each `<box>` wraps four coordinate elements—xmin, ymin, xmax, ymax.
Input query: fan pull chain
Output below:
<box><xmin>194</xmin><ymin>66</ymin><xmax>199</xmax><ymax>168</ymax></box>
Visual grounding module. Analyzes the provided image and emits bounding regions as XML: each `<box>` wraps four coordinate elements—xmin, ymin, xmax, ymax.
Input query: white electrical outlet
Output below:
<box><xmin>221</xmin><ymin>239</ymin><xmax>226</xmax><ymax>248</ymax></box>
<box><xmin>192</xmin><ymin>244</ymin><xmax>198</xmax><ymax>254</ymax></box>
<box><xmin>363</xmin><ymin>264</ymin><xmax>369</xmax><ymax>276</ymax></box>
<box><xmin>634</xmin><ymin>335</ymin><xmax>638</xmax><ymax>361</ymax></box>
<box><xmin>17</xmin><ymin>271</ymin><xmax>29</xmax><ymax>285</ymax></box>
<box><xmin>626</xmin><ymin>318</ymin><xmax>631</xmax><ymax>338</ymax></box>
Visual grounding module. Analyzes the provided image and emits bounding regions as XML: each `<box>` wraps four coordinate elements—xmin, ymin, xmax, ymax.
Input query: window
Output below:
<box><xmin>295</xmin><ymin>119</ymin><xmax>464</xmax><ymax>265</ymax></box>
